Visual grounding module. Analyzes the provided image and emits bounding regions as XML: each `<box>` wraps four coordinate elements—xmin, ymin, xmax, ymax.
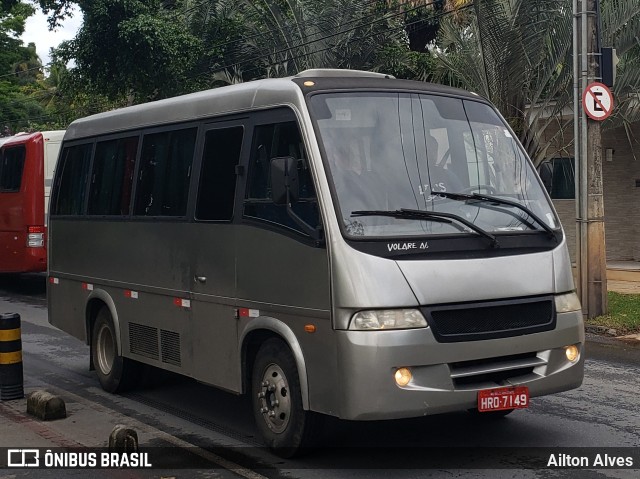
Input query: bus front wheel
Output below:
<box><xmin>251</xmin><ymin>338</ymin><xmax>318</xmax><ymax>457</ymax></box>
<box><xmin>91</xmin><ymin>307</ymin><xmax>139</xmax><ymax>393</ymax></box>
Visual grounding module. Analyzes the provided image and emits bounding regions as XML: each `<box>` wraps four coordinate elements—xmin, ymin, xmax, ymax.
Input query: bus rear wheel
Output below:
<box><xmin>91</xmin><ymin>307</ymin><xmax>139</xmax><ymax>393</ymax></box>
<box><xmin>251</xmin><ymin>338</ymin><xmax>318</xmax><ymax>457</ymax></box>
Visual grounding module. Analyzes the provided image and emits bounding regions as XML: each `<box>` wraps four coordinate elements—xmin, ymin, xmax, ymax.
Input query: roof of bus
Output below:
<box><xmin>63</xmin><ymin>70</ymin><xmax>486</xmax><ymax>141</ymax></box>
<box><xmin>0</xmin><ymin>130</ymin><xmax>65</xmax><ymax>147</ymax></box>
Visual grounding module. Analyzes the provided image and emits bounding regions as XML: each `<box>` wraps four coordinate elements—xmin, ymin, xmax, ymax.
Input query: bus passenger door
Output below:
<box><xmin>238</xmin><ymin>112</ymin><xmax>332</xmax><ymax>406</ymax></box>
<box><xmin>188</xmin><ymin>122</ymin><xmax>246</xmax><ymax>391</ymax></box>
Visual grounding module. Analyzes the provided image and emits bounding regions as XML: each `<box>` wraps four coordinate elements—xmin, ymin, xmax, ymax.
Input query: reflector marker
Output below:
<box><xmin>238</xmin><ymin>308</ymin><xmax>260</xmax><ymax>318</ymax></box>
<box><xmin>174</xmin><ymin>298</ymin><xmax>191</xmax><ymax>308</ymax></box>
<box><xmin>124</xmin><ymin>290</ymin><xmax>139</xmax><ymax>299</ymax></box>
<box><xmin>49</xmin><ymin>277</ymin><xmax>59</xmax><ymax>284</ymax></box>
<box><xmin>82</xmin><ymin>283</ymin><xmax>94</xmax><ymax>291</ymax></box>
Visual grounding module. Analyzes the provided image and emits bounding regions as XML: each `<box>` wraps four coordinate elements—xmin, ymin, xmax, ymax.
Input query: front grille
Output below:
<box><xmin>449</xmin><ymin>352</ymin><xmax>545</xmax><ymax>387</ymax></box>
<box><xmin>421</xmin><ymin>296</ymin><xmax>555</xmax><ymax>342</ymax></box>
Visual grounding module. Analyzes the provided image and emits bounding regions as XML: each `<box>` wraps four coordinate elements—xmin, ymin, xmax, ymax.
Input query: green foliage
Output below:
<box><xmin>587</xmin><ymin>291</ymin><xmax>640</xmax><ymax>335</ymax></box>
<box><xmin>209</xmin><ymin>0</ymin><xmax>419</xmax><ymax>82</ymax></box>
<box><xmin>5</xmin><ymin>0</ymin><xmax>444</xmax><ymax>125</ymax></box>
<box><xmin>36</xmin><ymin>0</ymin><xmax>77</xmax><ymax>28</ymax></box>
<box><xmin>433</xmin><ymin>0</ymin><xmax>640</xmax><ymax>165</ymax></box>
<box><xmin>1</xmin><ymin>0</ymin><xmax>36</xmax><ymax>73</ymax></box>
<box><xmin>54</xmin><ymin>0</ymin><xmax>202</xmax><ymax>104</ymax></box>
<box><xmin>0</xmin><ymin>1</ymin><xmax>46</xmax><ymax>134</ymax></box>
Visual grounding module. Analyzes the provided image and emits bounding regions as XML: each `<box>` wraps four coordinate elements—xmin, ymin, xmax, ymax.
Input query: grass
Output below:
<box><xmin>586</xmin><ymin>291</ymin><xmax>640</xmax><ymax>336</ymax></box>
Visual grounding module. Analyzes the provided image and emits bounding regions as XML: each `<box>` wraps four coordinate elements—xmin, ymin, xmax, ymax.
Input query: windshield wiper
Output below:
<box><xmin>351</xmin><ymin>208</ymin><xmax>499</xmax><ymax>248</ymax></box>
<box><xmin>436</xmin><ymin>191</ymin><xmax>557</xmax><ymax>240</ymax></box>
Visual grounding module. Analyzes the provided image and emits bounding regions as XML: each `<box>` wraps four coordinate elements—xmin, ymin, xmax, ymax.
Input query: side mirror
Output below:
<box><xmin>270</xmin><ymin>156</ymin><xmax>299</xmax><ymax>205</ymax></box>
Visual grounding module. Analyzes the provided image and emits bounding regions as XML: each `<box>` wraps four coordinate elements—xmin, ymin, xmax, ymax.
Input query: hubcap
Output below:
<box><xmin>257</xmin><ymin>363</ymin><xmax>291</xmax><ymax>433</ymax></box>
<box><xmin>96</xmin><ymin>323</ymin><xmax>115</xmax><ymax>376</ymax></box>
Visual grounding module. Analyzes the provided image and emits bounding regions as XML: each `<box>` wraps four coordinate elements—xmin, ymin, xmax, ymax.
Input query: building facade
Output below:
<box><xmin>541</xmin><ymin>123</ymin><xmax>640</xmax><ymax>263</ymax></box>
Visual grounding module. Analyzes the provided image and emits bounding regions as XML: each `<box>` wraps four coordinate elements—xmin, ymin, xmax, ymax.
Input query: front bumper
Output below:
<box><xmin>334</xmin><ymin>310</ymin><xmax>584</xmax><ymax>420</ymax></box>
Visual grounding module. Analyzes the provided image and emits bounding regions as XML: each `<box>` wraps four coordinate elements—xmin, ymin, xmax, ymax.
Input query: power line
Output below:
<box><xmin>253</xmin><ymin>4</ymin><xmax>471</xmax><ymax>76</ymax></box>
<box><xmin>4</xmin><ymin>0</ymin><xmax>427</xmax><ymax>111</ymax></box>
<box><xmin>4</xmin><ymin>1</ymin><xmax>469</xmax><ymax>124</ymax></box>
<box><xmin>205</xmin><ymin>0</ymin><xmax>446</xmax><ymax>78</ymax></box>
<box><xmin>203</xmin><ymin>0</ymin><xmax>393</xmax><ymax>60</ymax></box>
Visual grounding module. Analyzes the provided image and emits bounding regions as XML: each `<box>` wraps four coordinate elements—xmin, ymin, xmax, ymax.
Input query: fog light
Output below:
<box><xmin>395</xmin><ymin>367</ymin><xmax>412</xmax><ymax>387</ymax></box>
<box><xmin>565</xmin><ymin>344</ymin><xmax>579</xmax><ymax>362</ymax></box>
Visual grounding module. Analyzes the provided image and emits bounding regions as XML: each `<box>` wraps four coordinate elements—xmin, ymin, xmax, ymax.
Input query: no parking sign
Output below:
<box><xmin>582</xmin><ymin>82</ymin><xmax>614</xmax><ymax>121</ymax></box>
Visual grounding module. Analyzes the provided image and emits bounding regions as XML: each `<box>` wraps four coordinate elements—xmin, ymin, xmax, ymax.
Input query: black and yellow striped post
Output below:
<box><xmin>0</xmin><ymin>313</ymin><xmax>24</xmax><ymax>400</ymax></box>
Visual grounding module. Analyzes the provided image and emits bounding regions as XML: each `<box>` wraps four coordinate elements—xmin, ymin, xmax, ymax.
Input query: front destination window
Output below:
<box><xmin>310</xmin><ymin>92</ymin><xmax>559</xmax><ymax>240</ymax></box>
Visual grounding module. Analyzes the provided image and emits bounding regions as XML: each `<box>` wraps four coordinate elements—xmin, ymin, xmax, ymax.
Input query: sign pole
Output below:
<box><xmin>578</xmin><ymin>0</ymin><xmax>608</xmax><ymax>318</ymax></box>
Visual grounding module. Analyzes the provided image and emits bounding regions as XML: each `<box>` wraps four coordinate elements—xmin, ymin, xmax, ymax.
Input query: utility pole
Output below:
<box><xmin>574</xmin><ymin>0</ymin><xmax>608</xmax><ymax>318</ymax></box>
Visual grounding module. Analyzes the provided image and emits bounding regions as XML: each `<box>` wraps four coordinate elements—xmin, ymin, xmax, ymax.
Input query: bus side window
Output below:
<box><xmin>0</xmin><ymin>146</ymin><xmax>26</xmax><ymax>192</ymax></box>
<box><xmin>134</xmin><ymin>128</ymin><xmax>196</xmax><ymax>217</ymax></box>
<box><xmin>88</xmin><ymin>136</ymin><xmax>138</xmax><ymax>216</ymax></box>
<box><xmin>52</xmin><ymin>144</ymin><xmax>92</xmax><ymax>215</ymax></box>
<box><xmin>195</xmin><ymin>126</ymin><xmax>244</xmax><ymax>221</ymax></box>
<box><xmin>244</xmin><ymin>121</ymin><xmax>319</xmax><ymax>236</ymax></box>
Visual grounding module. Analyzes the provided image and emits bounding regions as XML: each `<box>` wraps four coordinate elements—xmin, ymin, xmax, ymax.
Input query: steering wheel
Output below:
<box><xmin>458</xmin><ymin>184</ymin><xmax>497</xmax><ymax>195</ymax></box>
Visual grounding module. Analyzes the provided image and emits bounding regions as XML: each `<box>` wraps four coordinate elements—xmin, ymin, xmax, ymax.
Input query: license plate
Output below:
<box><xmin>477</xmin><ymin>386</ymin><xmax>529</xmax><ymax>412</ymax></box>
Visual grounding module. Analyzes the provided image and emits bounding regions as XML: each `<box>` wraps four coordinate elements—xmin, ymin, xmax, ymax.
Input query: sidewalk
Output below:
<box><xmin>607</xmin><ymin>260</ymin><xmax>640</xmax><ymax>294</ymax></box>
<box><xmin>607</xmin><ymin>280</ymin><xmax>640</xmax><ymax>294</ymax></box>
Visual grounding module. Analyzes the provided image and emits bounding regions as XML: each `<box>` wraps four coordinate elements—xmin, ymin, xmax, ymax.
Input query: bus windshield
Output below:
<box><xmin>310</xmin><ymin>92</ymin><xmax>558</xmax><ymax>238</ymax></box>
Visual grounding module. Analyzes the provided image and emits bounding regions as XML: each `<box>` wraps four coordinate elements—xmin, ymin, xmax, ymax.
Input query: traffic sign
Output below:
<box><xmin>582</xmin><ymin>82</ymin><xmax>614</xmax><ymax>121</ymax></box>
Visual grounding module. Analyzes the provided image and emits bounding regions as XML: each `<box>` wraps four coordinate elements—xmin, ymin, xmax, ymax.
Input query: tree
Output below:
<box><xmin>34</xmin><ymin>0</ymin><xmax>439</xmax><ymax>110</ymax></box>
<box><xmin>206</xmin><ymin>0</ymin><xmax>428</xmax><ymax>83</ymax></box>
<box><xmin>600</xmin><ymin>0</ymin><xmax>640</xmax><ymax>154</ymax></box>
<box><xmin>434</xmin><ymin>0</ymin><xmax>640</xmax><ymax>164</ymax></box>
<box><xmin>52</xmin><ymin>0</ymin><xmax>203</xmax><ymax>104</ymax></box>
<box><xmin>0</xmin><ymin>1</ymin><xmax>47</xmax><ymax>133</ymax></box>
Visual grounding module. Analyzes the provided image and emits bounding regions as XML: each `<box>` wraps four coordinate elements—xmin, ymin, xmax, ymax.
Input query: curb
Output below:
<box><xmin>585</xmin><ymin>332</ymin><xmax>640</xmax><ymax>349</ymax></box>
<box><xmin>585</xmin><ymin>325</ymin><xmax>619</xmax><ymax>337</ymax></box>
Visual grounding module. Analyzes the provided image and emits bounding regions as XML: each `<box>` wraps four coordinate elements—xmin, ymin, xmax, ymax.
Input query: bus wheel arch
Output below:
<box><xmin>85</xmin><ymin>293</ymin><xmax>139</xmax><ymax>393</ymax></box>
<box><xmin>86</xmin><ymin>291</ymin><xmax>122</xmax><ymax>355</ymax></box>
<box><xmin>240</xmin><ymin>319</ymin><xmax>310</xmax><ymax>410</ymax></box>
<box><xmin>248</xmin><ymin>334</ymin><xmax>320</xmax><ymax>456</ymax></box>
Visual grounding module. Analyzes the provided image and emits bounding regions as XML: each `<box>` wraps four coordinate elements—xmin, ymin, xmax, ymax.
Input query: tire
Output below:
<box><xmin>91</xmin><ymin>307</ymin><xmax>140</xmax><ymax>393</ymax></box>
<box><xmin>251</xmin><ymin>338</ymin><xmax>319</xmax><ymax>458</ymax></box>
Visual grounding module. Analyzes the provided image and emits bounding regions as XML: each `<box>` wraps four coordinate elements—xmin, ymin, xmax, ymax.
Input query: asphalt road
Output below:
<box><xmin>0</xmin><ymin>273</ymin><xmax>638</xmax><ymax>478</ymax></box>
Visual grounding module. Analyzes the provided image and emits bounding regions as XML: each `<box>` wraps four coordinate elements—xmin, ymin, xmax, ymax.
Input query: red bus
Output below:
<box><xmin>0</xmin><ymin>131</ymin><xmax>64</xmax><ymax>273</ymax></box>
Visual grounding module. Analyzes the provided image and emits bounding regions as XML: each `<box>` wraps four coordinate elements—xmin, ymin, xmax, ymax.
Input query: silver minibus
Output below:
<box><xmin>48</xmin><ymin>69</ymin><xmax>584</xmax><ymax>456</ymax></box>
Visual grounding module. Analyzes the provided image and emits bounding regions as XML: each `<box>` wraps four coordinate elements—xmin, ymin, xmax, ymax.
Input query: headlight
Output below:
<box><xmin>555</xmin><ymin>292</ymin><xmax>582</xmax><ymax>313</ymax></box>
<box><xmin>349</xmin><ymin>309</ymin><xmax>428</xmax><ymax>330</ymax></box>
